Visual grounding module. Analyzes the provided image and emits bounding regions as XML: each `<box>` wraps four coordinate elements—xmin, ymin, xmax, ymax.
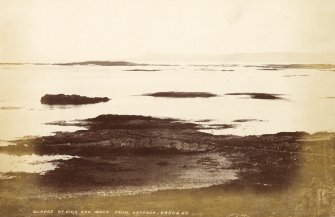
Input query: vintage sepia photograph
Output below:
<box><xmin>1</xmin><ymin>0</ymin><xmax>335</xmax><ymax>216</ymax></box>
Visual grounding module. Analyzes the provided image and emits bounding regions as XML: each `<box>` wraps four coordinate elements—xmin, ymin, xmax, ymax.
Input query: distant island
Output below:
<box><xmin>54</xmin><ymin>61</ymin><xmax>147</xmax><ymax>66</ymax></box>
<box><xmin>144</xmin><ymin>92</ymin><xmax>218</xmax><ymax>98</ymax></box>
<box><xmin>257</xmin><ymin>64</ymin><xmax>335</xmax><ymax>70</ymax></box>
<box><xmin>41</xmin><ymin>94</ymin><xmax>110</xmax><ymax>105</ymax></box>
<box><xmin>225</xmin><ymin>92</ymin><xmax>286</xmax><ymax>100</ymax></box>
<box><xmin>130</xmin><ymin>52</ymin><xmax>335</xmax><ymax>64</ymax></box>
<box><xmin>2</xmin><ymin>52</ymin><xmax>335</xmax><ymax>66</ymax></box>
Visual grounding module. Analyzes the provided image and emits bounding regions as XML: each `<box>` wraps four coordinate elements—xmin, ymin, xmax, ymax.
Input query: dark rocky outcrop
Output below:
<box><xmin>144</xmin><ymin>91</ymin><xmax>218</xmax><ymax>98</ymax></box>
<box><xmin>40</xmin><ymin>94</ymin><xmax>110</xmax><ymax>105</ymax></box>
<box><xmin>2</xmin><ymin>113</ymin><xmax>335</xmax><ymax>217</ymax></box>
<box><xmin>7</xmin><ymin>115</ymin><xmax>215</xmax><ymax>155</ymax></box>
<box><xmin>225</xmin><ymin>92</ymin><xmax>286</xmax><ymax>100</ymax></box>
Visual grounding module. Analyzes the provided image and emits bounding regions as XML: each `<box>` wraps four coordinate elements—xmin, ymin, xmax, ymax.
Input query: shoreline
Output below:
<box><xmin>1</xmin><ymin>114</ymin><xmax>335</xmax><ymax>216</ymax></box>
<box><xmin>1</xmin><ymin>115</ymin><xmax>334</xmax><ymax>187</ymax></box>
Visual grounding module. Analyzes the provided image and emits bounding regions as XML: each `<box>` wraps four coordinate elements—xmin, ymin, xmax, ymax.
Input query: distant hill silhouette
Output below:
<box><xmin>130</xmin><ymin>52</ymin><xmax>335</xmax><ymax>64</ymax></box>
<box><xmin>55</xmin><ymin>61</ymin><xmax>147</xmax><ymax>66</ymax></box>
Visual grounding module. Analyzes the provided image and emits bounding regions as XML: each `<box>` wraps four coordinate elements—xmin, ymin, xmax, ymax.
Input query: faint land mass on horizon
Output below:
<box><xmin>1</xmin><ymin>52</ymin><xmax>335</xmax><ymax>65</ymax></box>
<box><xmin>129</xmin><ymin>52</ymin><xmax>335</xmax><ymax>64</ymax></box>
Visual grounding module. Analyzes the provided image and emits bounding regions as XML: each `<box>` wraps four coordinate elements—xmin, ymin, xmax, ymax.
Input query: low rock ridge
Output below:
<box><xmin>41</xmin><ymin>94</ymin><xmax>110</xmax><ymax>105</ymax></box>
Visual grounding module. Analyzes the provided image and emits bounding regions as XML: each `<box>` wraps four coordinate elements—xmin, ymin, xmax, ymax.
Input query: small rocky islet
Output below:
<box><xmin>1</xmin><ymin>92</ymin><xmax>335</xmax><ymax>216</ymax></box>
<box><xmin>225</xmin><ymin>92</ymin><xmax>286</xmax><ymax>100</ymax></box>
<box><xmin>40</xmin><ymin>94</ymin><xmax>110</xmax><ymax>105</ymax></box>
<box><xmin>144</xmin><ymin>91</ymin><xmax>218</xmax><ymax>98</ymax></box>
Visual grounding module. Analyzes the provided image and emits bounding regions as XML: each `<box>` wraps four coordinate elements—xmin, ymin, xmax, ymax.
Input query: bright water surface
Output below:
<box><xmin>0</xmin><ymin>63</ymin><xmax>334</xmax><ymax>141</ymax></box>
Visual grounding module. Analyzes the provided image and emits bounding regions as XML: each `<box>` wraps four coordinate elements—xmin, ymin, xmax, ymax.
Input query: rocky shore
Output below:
<box><xmin>2</xmin><ymin>114</ymin><xmax>333</xmax><ymax>190</ymax></box>
<box><xmin>1</xmin><ymin>114</ymin><xmax>335</xmax><ymax>216</ymax></box>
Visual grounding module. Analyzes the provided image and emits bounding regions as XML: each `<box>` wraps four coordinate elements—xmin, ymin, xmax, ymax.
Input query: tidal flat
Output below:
<box><xmin>1</xmin><ymin>114</ymin><xmax>335</xmax><ymax>216</ymax></box>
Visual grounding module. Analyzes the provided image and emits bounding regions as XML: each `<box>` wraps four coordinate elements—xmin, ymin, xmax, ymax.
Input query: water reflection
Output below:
<box><xmin>0</xmin><ymin>153</ymin><xmax>76</xmax><ymax>175</ymax></box>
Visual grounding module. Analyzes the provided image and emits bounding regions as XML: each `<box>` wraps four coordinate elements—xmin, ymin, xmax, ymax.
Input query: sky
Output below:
<box><xmin>1</xmin><ymin>0</ymin><xmax>335</xmax><ymax>62</ymax></box>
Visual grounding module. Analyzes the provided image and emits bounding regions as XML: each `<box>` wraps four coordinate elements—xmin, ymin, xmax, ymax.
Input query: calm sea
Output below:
<box><xmin>0</xmin><ymin>63</ymin><xmax>334</xmax><ymax>142</ymax></box>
